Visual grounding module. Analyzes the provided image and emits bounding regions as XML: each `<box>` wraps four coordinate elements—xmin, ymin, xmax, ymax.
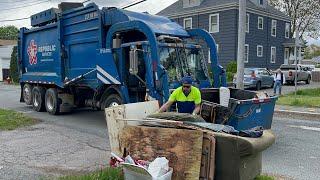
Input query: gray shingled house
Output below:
<box><xmin>157</xmin><ymin>0</ymin><xmax>295</xmax><ymax>69</ymax></box>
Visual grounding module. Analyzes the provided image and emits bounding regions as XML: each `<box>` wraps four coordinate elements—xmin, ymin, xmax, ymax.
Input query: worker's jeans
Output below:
<box><xmin>273</xmin><ymin>80</ymin><xmax>282</xmax><ymax>95</ymax></box>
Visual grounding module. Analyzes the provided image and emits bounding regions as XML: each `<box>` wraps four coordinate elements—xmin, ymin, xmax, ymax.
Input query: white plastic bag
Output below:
<box><xmin>148</xmin><ymin>157</ymin><xmax>169</xmax><ymax>178</ymax></box>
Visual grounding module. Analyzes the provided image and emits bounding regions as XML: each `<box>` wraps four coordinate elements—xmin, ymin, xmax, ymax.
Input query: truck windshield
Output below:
<box><xmin>159</xmin><ymin>47</ymin><xmax>208</xmax><ymax>82</ymax></box>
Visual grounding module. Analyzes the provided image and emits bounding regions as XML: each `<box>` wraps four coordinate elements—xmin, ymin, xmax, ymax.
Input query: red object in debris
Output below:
<box><xmin>289</xmin><ymin>71</ymin><xmax>293</xmax><ymax>76</ymax></box>
<box><xmin>109</xmin><ymin>157</ymin><xmax>119</xmax><ymax>167</ymax></box>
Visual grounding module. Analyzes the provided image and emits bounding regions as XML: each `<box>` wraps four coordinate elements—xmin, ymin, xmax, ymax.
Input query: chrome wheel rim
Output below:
<box><xmin>33</xmin><ymin>92</ymin><xmax>40</xmax><ymax>107</ymax></box>
<box><xmin>46</xmin><ymin>94</ymin><xmax>54</xmax><ymax>111</ymax></box>
<box><xmin>24</xmin><ymin>87</ymin><xmax>31</xmax><ymax>102</ymax></box>
<box><xmin>109</xmin><ymin>102</ymin><xmax>119</xmax><ymax>107</ymax></box>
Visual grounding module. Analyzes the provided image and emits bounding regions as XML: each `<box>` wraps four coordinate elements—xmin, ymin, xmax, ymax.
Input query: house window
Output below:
<box><xmin>246</xmin><ymin>14</ymin><xmax>250</xmax><ymax>33</ymax></box>
<box><xmin>245</xmin><ymin>44</ymin><xmax>249</xmax><ymax>63</ymax></box>
<box><xmin>285</xmin><ymin>23</ymin><xmax>290</xmax><ymax>38</ymax></box>
<box><xmin>258</xmin><ymin>17</ymin><xmax>263</xmax><ymax>30</ymax></box>
<box><xmin>257</xmin><ymin>45</ymin><xmax>263</xmax><ymax>57</ymax></box>
<box><xmin>258</xmin><ymin>0</ymin><xmax>263</xmax><ymax>5</ymax></box>
<box><xmin>209</xmin><ymin>14</ymin><xmax>219</xmax><ymax>33</ymax></box>
<box><xmin>271</xmin><ymin>46</ymin><xmax>276</xmax><ymax>63</ymax></box>
<box><xmin>271</xmin><ymin>20</ymin><xmax>277</xmax><ymax>37</ymax></box>
<box><xmin>208</xmin><ymin>44</ymin><xmax>219</xmax><ymax>63</ymax></box>
<box><xmin>184</xmin><ymin>18</ymin><xmax>192</xmax><ymax>29</ymax></box>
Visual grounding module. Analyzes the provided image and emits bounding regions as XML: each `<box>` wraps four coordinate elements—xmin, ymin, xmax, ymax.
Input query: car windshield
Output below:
<box><xmin>280</xmin><ymin>65</ymin><xmax>296</xmax><ymax>70</ymax></box>
<box><xmin>244</xmin><ymin>69</ymin><xmax>256</xmax><ymax>75</ymax></box>
<box><xmin>159</xmin><ymin>46</ymin><xmax>208</xmax><ymax>82</ymax></box>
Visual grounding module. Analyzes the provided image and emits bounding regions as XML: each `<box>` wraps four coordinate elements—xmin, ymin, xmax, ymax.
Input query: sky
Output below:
<box><xmin>0</xmin><ymin>0</ymin><xmax>319</xmax><ymax>45</ymax></box>
<box><xmin>0</xmin><ymin>0</ymin><xmax>178</xmax><ymax>28</ymax></box>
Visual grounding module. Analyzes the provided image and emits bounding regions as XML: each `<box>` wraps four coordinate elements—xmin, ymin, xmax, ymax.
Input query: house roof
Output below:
<box><xmin>157</xmin><ymin>0</ymin><xmax>291</xmax><ymax>21</ymax></box>
<box><xmin>0</xmin><ymin>39</ymin><xmax>17</xmax><ymax>46</ymax></box>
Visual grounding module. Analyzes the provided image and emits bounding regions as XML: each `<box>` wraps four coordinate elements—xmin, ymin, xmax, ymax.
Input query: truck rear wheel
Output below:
<box><xmin>45</xmin><ymin>88</ymin><xmax>60</xmax><ymax>115</ymax></box>
<box><xmin>23</xmin><ymin>84</ymin><xmax>33</xmax><ymax>105</ymax></box>
<box><xmin>101</xmin><ymin>94</ymin><xmax>123</xmax><ymax>110</ymax></box>
<box><xmin>32</xmin><ymin>86</ymin><xmax>46</xmax><ymax>112</ymax></box>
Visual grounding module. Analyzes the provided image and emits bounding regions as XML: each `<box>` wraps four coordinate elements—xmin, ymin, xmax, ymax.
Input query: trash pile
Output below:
<box><xmin>147</xmin><ymin>112</ymin><xmax>264</xmax><ymax>138</ymax></box>
<box><xmin>110</xmin><ymin>152</ymin><xmax>173</xmax><ymax>180</ymax></box>
<box><xmin>105</xmin><ymin>100</ymin><xmax>276</xmax><ymax>180</ymax></box>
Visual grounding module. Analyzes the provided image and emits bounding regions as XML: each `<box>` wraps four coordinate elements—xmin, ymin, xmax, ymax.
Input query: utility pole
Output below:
<box><xmin>294</xmin><ymin>26</ymin><xmax>299</xmax><ymax>97</ymax></box>
<box><xmin>236</xmin><ymin>0</ymin><xmax>246</xmax><ymax>89</ymax></box>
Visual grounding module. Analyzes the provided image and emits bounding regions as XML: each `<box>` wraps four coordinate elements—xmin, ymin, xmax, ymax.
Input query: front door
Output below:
<box><xmin>284</xmin><ymin>48</ymin><xmax>289</xmax><ymax>65</ymax></box>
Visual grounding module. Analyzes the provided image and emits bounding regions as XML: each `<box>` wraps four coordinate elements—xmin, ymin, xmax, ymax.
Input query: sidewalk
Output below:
<box><xmin>274</xmin><ymin>105</ymin><xmax>320</xmax><ymax>120</ymax></box>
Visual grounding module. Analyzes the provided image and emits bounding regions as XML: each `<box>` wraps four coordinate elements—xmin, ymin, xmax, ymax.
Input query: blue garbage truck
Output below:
<box><xmin>18</xmin><ymin>2</ymin><xmax>226</xmax><ymax>115</ymax></box>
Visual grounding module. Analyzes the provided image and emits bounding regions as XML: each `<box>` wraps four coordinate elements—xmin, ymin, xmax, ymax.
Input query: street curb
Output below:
<box><xmin>274</xmin><ymin>109</ymin><xmax>320</xmax><ymax>121</ymax></box>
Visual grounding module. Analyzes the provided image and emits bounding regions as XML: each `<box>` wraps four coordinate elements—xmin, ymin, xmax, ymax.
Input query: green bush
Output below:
<box><xmin>226</xmin><ymin>61</ymin><xmax>237</xmax><ymax>73</ymax></box>
<box><xmin>226</xmin><ymin>72</ymin><xmax>234</xmax><ymax>82</ymax></box>
<box><xmin>226</xmin><ymin>61</ymin><xmax>237</xmax><ymax>82</ymax></box>
<box><xmin>9</xmin><ymin>46</ymin><xmax>19</xmax><ymax>83</ymax></box>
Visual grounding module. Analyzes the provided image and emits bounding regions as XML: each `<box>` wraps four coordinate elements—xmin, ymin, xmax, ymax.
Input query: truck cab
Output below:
<box><xmin>112</xmin><ymin>39</ymin><xmax>212</xmax><ymax>105</ymax></box>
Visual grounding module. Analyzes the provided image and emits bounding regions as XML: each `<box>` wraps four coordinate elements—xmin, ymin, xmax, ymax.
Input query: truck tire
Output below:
<box><xmin>32</xmin><ymin>86</ymin><xmax>46</xmax><ymax>112</ymax></box>
<box><xmin>256</xmin><ymin>81</ymin><xmax>261</xmax><ymax>90</ymax></box>
<box><xmin>101</xmin><ymin>94</ymin><xmax>123</xmax><ymax>109</ymax></box>
<box><xmin>306</xmin><ymin>76</ymin><xmax>311</xmax><ymax>84</ymax></box>
<box><xmin>45</xmin><ymin>88</ymin><xmax>61</xmax><ymax>115</ymax></box>
<box><xmin>23</xmin><ymin>84</ymin><xmax>33</xmax><ymax>105</ymax></box>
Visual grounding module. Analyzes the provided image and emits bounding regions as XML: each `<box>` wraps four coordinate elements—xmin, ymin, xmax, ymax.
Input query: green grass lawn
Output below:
<box><xmin>255</xmin><ymin>175</ymin><xmax>274</xmax><ymax>180</ymax></box>
<box><xmin>0</xmin><ymin>109</ymin><xmax>38</xmax><ymax>130</ymax></box>
<box><xmin>57</xmin><ymin>167</ymin><xmax>273</xmax><ymax>180</ymax></box>
<box><xmin>277</xmin><ymin>88</ymin><xmax>320</xmax><ymax>108</ymax></box>
<box><xmin>58</xmin><ymin>167</ymin><xmax>124</xmax><ymax>180</ymax></box>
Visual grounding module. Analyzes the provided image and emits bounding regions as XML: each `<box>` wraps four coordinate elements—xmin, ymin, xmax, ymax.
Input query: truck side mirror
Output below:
<box><xmin>129</xmin><ymin>47</ymin><xmax>138</xmax><ymax>74</ymax></box>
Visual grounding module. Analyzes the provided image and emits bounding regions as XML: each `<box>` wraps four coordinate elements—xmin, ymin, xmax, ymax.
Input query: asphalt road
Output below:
<box><xmin>0</xmin><ymin>83</ymin><xmax>320</xmax><ymax>179</ymax></box>
<box><xmin>0</xmin><ymin>84</ymin><xmax>110</xmax><ymax>179</ymax></box>
<box><xmin>263</xmin><ymin>117</ymin><xmax>320</xmax><ymax>180</ymax></box>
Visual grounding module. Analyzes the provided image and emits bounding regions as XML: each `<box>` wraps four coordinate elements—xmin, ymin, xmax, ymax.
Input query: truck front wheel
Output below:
<box><xmin>101</xmin><ymin>94</ymin><xmax>123</xmax><ymax>110</ymax></box>
<box><xmin>23</xmin><ymin>84</ymin><xmax>33</xmax><ymax>105</ymax></box>
<box><xmin>32</xmin><ymin>86</ymin><xmax>46</xmax><ymax>112</ymax></box>
<box><xmin>45</xmin><ymin>88</ymin><xmax>61</xmax><ymax>115</ymax></box>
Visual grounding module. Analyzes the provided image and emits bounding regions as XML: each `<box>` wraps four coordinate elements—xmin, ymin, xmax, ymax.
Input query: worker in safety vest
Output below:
<box><xmin>158</xmin><ymin>76</ymin><xmax>201</xmax><ymax>115</ymax></box>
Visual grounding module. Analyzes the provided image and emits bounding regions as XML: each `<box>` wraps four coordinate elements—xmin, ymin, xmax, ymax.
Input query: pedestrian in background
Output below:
<box><xmin>273</xmin><ymin>69</ymin><xmax>285</xmax><ymax>95</ymax></box>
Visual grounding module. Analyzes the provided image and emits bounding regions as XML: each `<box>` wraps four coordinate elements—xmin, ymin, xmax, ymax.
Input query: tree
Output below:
<box><xmin>0</xmin><ymin>25</ymin><xmax>19</xmax><ymax>40</ymax></box>
<box><xmin>304</xmin><ymin>44</ymin><xmax>320</xmax><ymax>59</ymax></box>
<box><xmin>10</xmin><ymin>46</ymin><xmax>19</xmax><ymax>83</ymax></box>
<box><xmin>269</xmin><ymin>0</ymin><xmax>320</xmax><ymax>39</ymax></box>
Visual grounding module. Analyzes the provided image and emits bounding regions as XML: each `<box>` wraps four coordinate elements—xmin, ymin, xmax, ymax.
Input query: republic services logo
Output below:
<box><xmin>27</xmin><ymin>40</ymin><xmax>38</xmax><ymax>65</ymax></box>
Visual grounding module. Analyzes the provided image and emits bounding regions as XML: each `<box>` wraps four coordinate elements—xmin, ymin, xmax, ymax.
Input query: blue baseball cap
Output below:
<box><xmin>181</xmin><ymin>76</ymin><xmax>193</xmax><ymax>85</ymax></box>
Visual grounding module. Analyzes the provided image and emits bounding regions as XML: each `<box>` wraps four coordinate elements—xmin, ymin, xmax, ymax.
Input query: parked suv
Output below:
<box><xmin>233</xmin><ymin>68</ymin><xmax>274</xmax><ymax>90</ymax></box>
<box><xmin>279</xmin><ymin>64</ymin><xmax>311</xmax><ymax>84</ymax></box>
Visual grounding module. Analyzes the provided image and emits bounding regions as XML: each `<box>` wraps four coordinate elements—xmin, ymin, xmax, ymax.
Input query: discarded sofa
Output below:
<box><xmin>213</xmin><ymin>130</ymin><xmax>275</xmax><ymax>180</ymax></box>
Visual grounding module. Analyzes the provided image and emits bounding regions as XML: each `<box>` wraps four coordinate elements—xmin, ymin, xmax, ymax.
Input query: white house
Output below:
<box><xmin>0</xmin><ymin>45</ymin><xmax>15</xmax><ymax>81</ymax></box>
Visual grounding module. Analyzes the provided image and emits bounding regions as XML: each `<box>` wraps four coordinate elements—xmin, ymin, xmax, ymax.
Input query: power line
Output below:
<box><xmin>0</xmin><ymin>0</ymin><xmax>48</xmax><ymax>4</ymax></box>
<box><xmin>0</xmin><ymin>17</ymin><xmax>29</xmax><ymax>23</ymax></box>
<box><xmin>121</xmin><ymin>0</ymin><xmax>147</xmax><ymax>9</ymax></box>
<box><xmin>0</xmin><ymin>0</ymin><xmax>42</xmax><ymax>3</ymax></box>
<box><xmin>0</xmin><ymin>0</ymin><xmax>51</xmax><ymax>11</ymax></box>
<box><xmin>0</xmin><ymin>0</ymin><xmax>143</xmax><ymax>24</ymax></box>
